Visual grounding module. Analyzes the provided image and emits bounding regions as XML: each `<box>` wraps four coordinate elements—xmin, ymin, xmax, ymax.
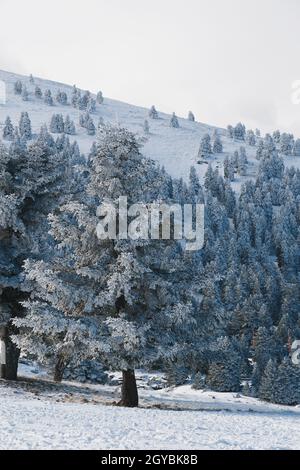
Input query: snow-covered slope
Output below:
<box><xmin>1</xmin><ymin>69</ymin><xmax>300</xmax><ymax>189</ymax></box>
<box><xmin>0</xmin><ymin>69</ymin><xmax>260</xmax><ymax>187</ymax></box>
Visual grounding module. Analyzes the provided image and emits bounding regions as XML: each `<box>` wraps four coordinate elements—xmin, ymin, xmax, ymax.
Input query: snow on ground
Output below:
<box><xmin>1</xmin><ymin>367</ymin><xmax>300</xmax><ymax>450</ymax></box>
<box><xmin>2</xmin><ymin>69</ymin><xmax>300</xmax><ymax>189</ymax></box>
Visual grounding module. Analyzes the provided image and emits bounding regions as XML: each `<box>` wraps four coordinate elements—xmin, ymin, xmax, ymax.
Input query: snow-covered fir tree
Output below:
<box><xmin>149</xmin><ymin>105</ymin><xmax>158</xmax><ymax>119</ymax></box>
<box><xmin>64</xmin><ymin>115</ymin><xmax>76</xmax><ymax>135</ymax></box>
<box><xmin>34</xmin><ymin>86</ymin><xmax>42</xmax><ymax>99</ymax></box>
<box><xmin>19</xmin><ymin>112</ymin><xmax>32</xmax><ymax>140</ymax></box>
<box><xmin>188</xmin><ymin>111</ymin><xmax>195</xmax><ymax>122</ymax></box>
<box><xmin>170</xmin><ymin>112</ymin><xmax>179</xmax><ymax>128</ymax></box>
<box><xmin>44</xmin><ymin>89</ymin><xmax>54</xmax><ymax>106</ymax></box>
<box><xmin>206</xmin><ymin>337</ymin><xmax>241</xmax><ymax>392</ymax></box>
<box><xmin>224</xmin><ymin>156</ymin><xmax>235</xmax><ymax>181</ymax></box>
<box><xmin>233</xmin><ymin>122</ymin><xmax>246</xmax><ymax>141</ymax></box>
<box><xmin>213</xmin><ymin>135</ymin><xmax>223</xmax><ymax>153</ymax></box>
<box><xmin>86</xmin><ymin>117</ymin><xmax>96</xmax><ymax>136</ymax></box>
<box><xmin>21</xmin><ymin>86</ymin><xmax>29</xmax><ymax>101</ymax></box>
<box><xmin>97</xmin><ymin>91</ymin><xmax>104</xmax><ymax>104</ymax></box>
<box><xmin>258</xmin><ymin>359</ymin><xmax>277</xmax><ymax>402</ymax></box>
<box><xmin>198</xmin><ymin>134</ymin><xmax>212</xmax><ymax>161</ymax></box>
<box><xmin>29</xmin><ymin>74</ymin><xmax>34</xmax><ymax>84</ymax></box>
<box><xmin>227</xmin><ymin>125</ymin><xmax>234</xmax><ymax>139</ymax></box>
<box><xmin>2</xmin><ymin>116</ymin><xmax>14</xmax><ymax>141</ymax></box>
<box><xmin>143</xmin><ymin>119</ymin><xmax>150</xmax><ymax>135</ymax></box>
<box><xmin>280</xmin><ymin>133</ymin><xmax>294</xmax><ymax>156</ymax></box>
<box><xmin>0</xmin><ymin>126</ymin><xmax>74</xmax><ymax>380</ymax></box>
<box><xmin>50</xmin><ymin>114</ymin><xmax>65</xmax><ymax>134</ymax></box>
<box><xmin>14</xmin><ymin>80</ymin><xmax>22</xmax><ymax>95</ymax></box>
<box><xmin>247</xmin><ymin>130</ymin><xmax>256</xmax><ymax>146</ymax></box>
<box><xmin>293</xmin><ymin>139</ymin><xmax>300</xmax><ymax>157</ymax></box>
<box><xmin>55</xmin><ymin>90</ymin><xmax>68</xmax><ymax>105</ymax></box>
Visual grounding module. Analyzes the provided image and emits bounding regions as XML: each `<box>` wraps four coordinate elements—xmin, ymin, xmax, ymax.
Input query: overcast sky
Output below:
<box><xmin>1</xmin><ymin>0</ymin><xmax>300</xmax><ymax>134</ymax></box>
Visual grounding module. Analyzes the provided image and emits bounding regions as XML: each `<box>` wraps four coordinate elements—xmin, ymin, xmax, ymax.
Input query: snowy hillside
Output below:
<box><xmin>0</xmin><ymin>68</ymin><xmax>285</xmax><ymax>189</ymax></box>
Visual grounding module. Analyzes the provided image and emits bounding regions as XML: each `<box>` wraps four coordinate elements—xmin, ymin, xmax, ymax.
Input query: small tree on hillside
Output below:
<box><xmin>170</xmin><ymin>112</ymin><xmax>179</xmax><ymax>128</ymax></box>
<box><xmin>3</xmin><ymin>117</ymin><xmax>14</xmax><ymax>141</ymax></box>
<box><xmin>149</xmin><ymin>105</ymin><xmax>158</xmax><ymax>119</ymax></box>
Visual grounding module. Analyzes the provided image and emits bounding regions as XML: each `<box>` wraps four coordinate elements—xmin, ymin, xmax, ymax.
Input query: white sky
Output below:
<box><xmin>1</xmin><ymin>0</ymin><xmax>300</xmax><ymax>134</ymax></box>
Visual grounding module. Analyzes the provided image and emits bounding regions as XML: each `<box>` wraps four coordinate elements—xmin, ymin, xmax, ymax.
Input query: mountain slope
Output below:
<box><xmin>0</xmin><ymin>69</ymin><xmax>299</xmax><ymax>188</ymax></box>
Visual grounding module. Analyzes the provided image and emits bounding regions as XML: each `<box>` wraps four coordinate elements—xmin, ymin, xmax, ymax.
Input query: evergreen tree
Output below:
<box><xmin>206</xmin><ymin>337</ymin><xmax>241</xmax><ymax>392</ymax></box>
<box><xmin>189</xmin><ymin>166</ymin><xmax>204</xmax><ymax>202</ymax></box>
<box><xmin>256</xmin><ymin>140</ymin><xmax>264</xmax><ymax>160</ymax></box>
<box><xmin>97</xmin><ymin>91</ymin><xmax>104</xmax><ymax>104</ymax></box>
<box><xmin>238</xmin><ymin>148</ymin><xmax>247</xmax><ymax>176</ymax></box>
<box><xmin>29</xmin><ymin>74</ymin><xmax>34</xmax><ymax>84</ymax></box>
<box><xmin>86</xmin><ymin>117</ymin><xmax>96</xmax><ymax>136</ymax></box>
<box><xmin>273</xmin><ymin>130</ymin><xmax>281</xmax><ymax>144</ymax></box>
<box><xmin>2</xmin><ymin>116</ymin><xmax>14</xmax><ymax>141</ymax></box>
<box><xmin>14</xmin><ymin>81</ymin><xmax>22</xmax><ymax>95</ymax></box>
<box><xmin>34</xmin><ymin>86</ymin><xmax>43</xmax><ymax>99</ymax></box>
<box><xmin>64</xmin><ymin>115</ymin><xmax>76</xmax><ymax>135</ymax></box>
<box><xmin>21</xmin><ymin>86</ymin><xmax>29</xmax><ymax>101</ymax></box>
<box><xmin>247</xmin><ymin>130</ymin><xmax>256</xmax><ymax>146</ymax></box>
<box><xmin>233</xmin><ymin>122</ymin><xmax>246</xmax><ymax>141</ymax></box>
<box><xmin>71</xmin><ymin>86</ymin><xmax>80</xmax><ymax>108</ymax></box>
<box><xmin>149</xmin><ymin>105</ymin><xmax>158</xmax><ymax>119</ymax></box>
<box><xmin>44</xmin><ymin>89</ymin><xmax>54</xmax><ymax>106</ymax></box>
<box><xmin>1</xmin><ymin>127</ymin><xmax>71</xmax><ymax>380</ymax></box>
<box><xmin>198</xmin><ymin>134</ymin><xmax>212</xmax><ymax>161</ymax></box>
<box><xmin>19</xmin><ymin>112</ymin><xmax>32</xmax><ymax>140</ymax></box>
<box><xmin>280</xmin><ymin>133</ymin><xmax>293</xmax><ymax>156</ymax></box>
<box><xmin>273</xmin><ymin>357</ymin><xmax>300</xmax><ymax>405</ymax></box>
<box><xmin>293</xmin><ymin>139</ymin><xmax>300</xmax><ymax>157</ymax></box>
<box><xmin>258</xmin><ymin>359</ymin><xmax>277</xmax><ymax>402</ymax></box>
<box><xmin>213</xmin><ymin>135</ymin><xmax>223</xmax><ymax>153</ymax></box>
<box><xmin>50</xmin><ymin>114</ymin><xmax>64</xmax><ymax>134</ymax></box>
<box><xmin>170</xmin><ymin>112</ymin><xmax>179</xmax><ymax>128</ymax></box>
<box><xmin>55</xmin><ymin>90</ymin><xmax>68</xmax><ymax>105</ymax></box>
<box><xmin>224</xmin><ymin>156</ymin><xmax>235</xmax><ymax>181</ymax></box>
<box><xmin>188</xmin><ymin>111</ymin><xmax>195</xmax><ymax>122</ymax></box>
<box><xmin>227</xmin><ymin>125</ymin><xmax>234</xmax><ymax>139</ymax></box>
<box><xmin>143</xmin><ymin>119</ymin><xmax>150</xmax><ymax>135</ymax></box>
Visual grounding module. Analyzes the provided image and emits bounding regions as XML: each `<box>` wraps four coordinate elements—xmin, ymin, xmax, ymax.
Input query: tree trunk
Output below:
<box><xmin>54</xmin><ymin>355</ymin><xmax>67</xmax><ymax>383</ymax></box>
<box><xmin>118</xmin><ymin>370</ymin><xmax>139</xmax><ymax>407</ymax></box>
<box><xmin>0</xmin><ymin>326</ymin><xmax>20</xmax><ymax>381</ymax></box>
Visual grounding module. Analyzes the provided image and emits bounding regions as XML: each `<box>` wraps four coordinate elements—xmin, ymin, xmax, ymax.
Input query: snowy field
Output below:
<box><xmin>1</xmin><ymin>367</ymin><xmax>300</xmax><ymax>450</ymax></box>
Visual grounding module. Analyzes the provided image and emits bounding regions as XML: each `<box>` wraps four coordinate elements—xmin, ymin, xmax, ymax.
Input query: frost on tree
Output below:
<box><xmin>35</xmin><ymin>86</ymin><xmax>43</xmax><ymax>99</ymax></box>
<box><xmin>198</xmin><ymin>134</ymin><xmax>212</xmax><ymax>161</ymax></box>
<box><xmin>170</xmin><ymin>113</ymin><xmax>179</xmax><ymax>128</ymax></box>
<box><xmin>233</xmin><ymin>122</ymin><xmax>246</xmax><ymax>141</ymax></box>
<box><xmin>97</xmin><ymin>91</ymin><xmax>104</xmax><ymax>104</ymax></box>
<box><xmin>14</xmin><ymin>126</ymin><xmax>204</xmax><ymax>406</ymax></box>
<box><xmin>14</xmin><ymin>81</ymin><xmax>22</xmax><ymax>95</ymax></box>
<box><xmin>149</xmin><ymin>105</ymin><xmax>158</xmax><ymax>119</ymax></box>
<box><xmin>213</xmin><ymin>135</ymin><xmax>223</xmax><ymax>154</ymax></box>
<box><xmin>143</xmin><ymin>119</ymin><xmax>150</xmax><ymax>135</ymax></box>
<box><xmin>3</xmin><ymin>117</ymin><xmax>14</xmax><ymax>141</ymax></box>
<box><xmin>56</xmin><ymin>90</ymin><xmax>68</xmax><ymax>105</ymax></box>
<box><xmin>19</xmin><ymin>112</ymin><xmax>32</xmax><ymax>140</ymax></box>
<box><xmin>188</xmin><ymin>111</ymin><xmax>195</xmax><ymax>122</ymax></box>
<box><xmin>44</xmin><ymin>89</ymin><xmax>54</xmax><ymax>106</ymax></box>
<box><xmin>64</xmin><ymin>115</ymin><xmax>76</xmax><ymax>135</ymax></box>
<box><xmin>0</xmin><ymin>127</ymin><xmax>75</xmax><ymax>380</ymax></box>
<box><xmin>22</xmin><ymin>86</ymin><xmax>29</xmax><ymax>102</ymax></box>
<box><xmin>50</xmin><ymin>114</ymin><xmax>64</xmax><ymax>134</ymax></box>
